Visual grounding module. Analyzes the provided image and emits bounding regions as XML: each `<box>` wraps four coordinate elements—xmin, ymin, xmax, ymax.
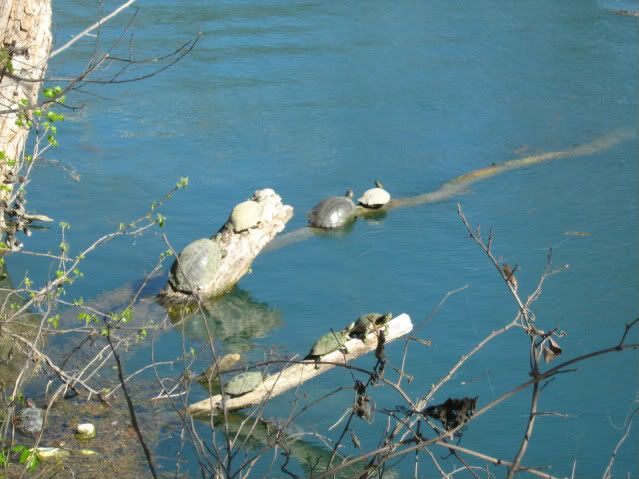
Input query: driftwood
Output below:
<box><xmin>159</xmin><ymin>188</ymin><xmax>293</xmax><ymax>302</ymax></box>
<box><xmin>187</xmin><ymin>313</ymin><xmax>413</xmax><ymax>415</ymax></box>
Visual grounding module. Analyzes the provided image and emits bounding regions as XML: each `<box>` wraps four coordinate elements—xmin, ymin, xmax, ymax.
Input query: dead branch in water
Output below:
<box><xmin>187</xmin><ymin>314</ymin><xmax>413</xmax><ymax>414</ymax></box>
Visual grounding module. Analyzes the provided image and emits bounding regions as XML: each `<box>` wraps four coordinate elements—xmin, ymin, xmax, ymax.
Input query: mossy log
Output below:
<box><xmin>187</xmin><ymin>313</ymin><xmax>413</xmax><ymax>415</ymax></box>
<box><xmin>159</xmin><ymin>188</ymin><xmax>293</xmax><ymax>302</ymax></box>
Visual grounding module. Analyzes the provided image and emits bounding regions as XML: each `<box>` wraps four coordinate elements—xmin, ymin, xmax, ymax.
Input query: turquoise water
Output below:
<box><xmin>11</xmin><ymin>0</ymin><xmax>638</xmax><ymax>476</ymax></box>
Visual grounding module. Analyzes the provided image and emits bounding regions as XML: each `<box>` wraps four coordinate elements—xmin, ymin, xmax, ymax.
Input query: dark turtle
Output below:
<box><xmin>308</xmin><ymin>190</ymin><xmax>356</xmax><ymax>229</ymax></box>
<box><xmin>225</xmin><ymin>371</ymin><xmax>263</xmax><ymax>396</ymax></box>
<box><xmin>168</xmin><ymin>238</ymin><xmax>223</xmax><ymax>293</ymax></box>
<box><xmin>348</xmin><ymin>312</ymin><xmax>393</xmax><ymax>340</ymax></box>
<box><xmin>15</xmin><ymin>399</ymin><xmax>44</xmax><ymax>435</ymax></box>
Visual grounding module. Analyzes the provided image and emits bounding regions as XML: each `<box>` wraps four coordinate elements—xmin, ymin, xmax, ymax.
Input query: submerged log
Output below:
<box><xmin>267</xmin><ymin>128</ymin><xmax>635</xmax><ymax>251</ymax></box>
<box><xmin>160</xmin><ymin>188</ymin><xmax>293</xmax><ymax>302</ymax></box>
<box><xmin>187</xmin><ymin>313</ymin><xmax>413</xmax><ymax>415</ymax></box>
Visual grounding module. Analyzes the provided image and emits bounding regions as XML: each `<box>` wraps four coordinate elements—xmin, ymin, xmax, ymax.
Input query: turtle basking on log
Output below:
<box><xmin>308</xmin><ymin>190</ymin><xmax>356</xmax><ymax>229</ymax></box>
<box><xmin>229</xmin><ymin>200</ymin><xmax>262</xmax><ymax>233</ymax></box>
<box><xmin>358</xmin><ymin>180</ymin><xmax>391</xmax><ymax>209</ymax></box>
<box><xmin>160</xmin><ymin>188</ymin><xmax>293</xmax><ymax>302</ymax></box>
<box><xmin>348</xmin><ymin>312</ymin><xmax>393</xmax><ymax>341</ymax></box>
<box><xmin>168</xmin><ymin>238</ymin><xmax>224</xmax><ymax>294</ymax></box>
<box><xmin>224</xmin><ymin>371</ymin><xmax>264</xmax><ymax>397</ymax></box>
<box><xmin>306</xmin><ymin>328</ymin><xmax>350</xmax><ymax>367</ymax></box>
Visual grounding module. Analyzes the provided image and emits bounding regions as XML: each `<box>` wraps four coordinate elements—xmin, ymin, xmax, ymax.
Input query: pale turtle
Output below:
<box><xmin>358</xmin><ymin>180</ymin><xmax>391</xmax><ymax>209</ymax></box>
<box><xmin>230</xmin><ymin>200</ymin><xmax>262</xmax><ymax>233</ymax></box>
<box><xmin>348</xmin><ymin>312</ymin><xmax>393</xmax><ymax>340</ymax></box>
<box><xmin>197</xmin><ymin>353</ymin><xmax>241</xmax><ymax>385</ymax></box>
<box><xmin>308</xmin><ymin>190</ymin><xmax>356</xmax><ymax>229</ymax></box>
<box><xmin>225</xmin><ymin>371</ymin><xmax>263</xmax><ymax>396</ymax></box>
<box><xmin>307</xmin><ymin>329</ymin><xmax>350</xmax><ymax>360</ymax></box>
<box><xmin>169</xmin><ymin>238</ymin><xmax>223</xmax><ymax>293</ymax></box>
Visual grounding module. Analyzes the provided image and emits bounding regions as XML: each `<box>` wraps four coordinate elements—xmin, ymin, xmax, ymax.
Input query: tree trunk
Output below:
<box><xmin>0</xmin><ymin>0</ymin><xmax>52</xmax><ymax>206</ymax></box>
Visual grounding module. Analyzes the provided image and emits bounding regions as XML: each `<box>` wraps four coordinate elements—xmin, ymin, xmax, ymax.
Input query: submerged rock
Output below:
<box><xmin>16</xmin><ymin>400</ymin><xmax>44</xmax><ymax>435</ymax></box>
<box><xmin>32</xmin><ymin>447</ymin><xmax>70</xmax><ymax>461</ymax></box>
<box><xmin>75</xmin><ymin>423</ymin><xmax>96</xmax><ymax>439</ymax></box>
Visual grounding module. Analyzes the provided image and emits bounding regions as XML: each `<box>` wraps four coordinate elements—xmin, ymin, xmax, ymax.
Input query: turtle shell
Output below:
<box><xmin>350</xmin><ymin>312</ymin><xmax>392</xmax><ymax>338</ymax></box>
<box><xmin>225</xmin><ymin>371</ymin><xmax>263</xmax><ymax>396</ymax></box>
<box><xmin>308</xmin><ymin>196</ymin><xmax>356</xmax><ymax>229</ymax></box>
<box><xmin>230</xmin><ymin>200</ymin><xmax>262</xmax><ymax>233</ymax></box>
<box><xmin>358</xmin><ymin>187</ymin><xmax>390</xmax><ymax>208</ymax></box>
<box><xmin>169</xmin><ymin>238</ymin><xmax>223</xmax><ymax>293</ymax></box>
<box><xmin>308</xmin><ymin>330</ymin><xmax>349</xmax><ymax>357</ymax></box>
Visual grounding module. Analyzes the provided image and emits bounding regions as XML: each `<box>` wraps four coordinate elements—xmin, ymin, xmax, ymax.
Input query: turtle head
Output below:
<box><xmin>345</xmin><ymin>189</ymin><xmax>354</xmax><ymax>199</ymax></box>
<box><xmin>374</xmin><ymin>179</ymin><xmax>384</xmax><ymax>189</ymax></box>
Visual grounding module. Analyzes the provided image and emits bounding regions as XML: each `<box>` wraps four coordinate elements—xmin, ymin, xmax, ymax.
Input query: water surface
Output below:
<box><xmin>10</xmin><ymin>0</ymin><xmax>638</xmax><ymax>476</ymax></box>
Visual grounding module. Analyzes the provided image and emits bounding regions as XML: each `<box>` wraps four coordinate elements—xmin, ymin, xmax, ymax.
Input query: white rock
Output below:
<box><xmin>75</xmin><ymin>423</ymin><xmax>96</xmax><ymax>439</ymax></box>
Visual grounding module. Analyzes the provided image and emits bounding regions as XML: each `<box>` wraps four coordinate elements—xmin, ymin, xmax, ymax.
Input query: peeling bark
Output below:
<box><xmin>0</xmin><ymin>0</ymin><xmax>52</xmax><ymax>209</ymax></box>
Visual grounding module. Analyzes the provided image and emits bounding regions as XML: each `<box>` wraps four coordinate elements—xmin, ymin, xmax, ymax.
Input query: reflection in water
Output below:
<box><xmin>169</xmin><ymin>288</ymin><xmax>282</xmax><ymax>352</ymax></box>
<box><xmin>77</xmin><ymin>272</ymin><xmax>281</xmax><ymax>354</ymax></box>
<box><xmin>191</xmin><ymin>411</ymin><xmax>398</xmax><ymax>479</ymax></box>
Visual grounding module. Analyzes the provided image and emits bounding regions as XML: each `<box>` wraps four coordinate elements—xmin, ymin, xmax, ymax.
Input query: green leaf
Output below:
<box><xmin>48</xmin><ymin>314</ymin><xmax>60</xmax><ymax>329</ymax></box>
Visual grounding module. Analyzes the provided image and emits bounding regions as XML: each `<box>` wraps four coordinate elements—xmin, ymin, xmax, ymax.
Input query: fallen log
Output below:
<box><xmin>266</xmin><ymin>128</ymin><xmax>635</xmax><ymax>252</ymax></box>
<box><xmin>187</xmin><ymin>313</ymin><xmax>413</xmax><ymax>415</ymax></box>
<box><xmin>159</xmin><ymin>188</ymin><xmax>293</xmax><ymax>302</ymax></box>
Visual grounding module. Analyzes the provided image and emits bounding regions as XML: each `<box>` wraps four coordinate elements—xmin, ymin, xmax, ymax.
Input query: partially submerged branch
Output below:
<box><xmin>187</xmin><ymin>313</ymin><xmax>413</xmax><ymax>414</ymax></box>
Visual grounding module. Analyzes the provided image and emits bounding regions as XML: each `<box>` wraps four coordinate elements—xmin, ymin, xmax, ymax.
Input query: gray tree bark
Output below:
<box><xmin>0</xmin><ymin>0</ymin><xmax>52</xmax><ymax>206</ymax></box>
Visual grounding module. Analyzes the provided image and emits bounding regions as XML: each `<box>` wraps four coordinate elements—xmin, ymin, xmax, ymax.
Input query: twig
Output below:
<box><xmin>317</xmin><ymin>334</ymin><xmax>639</xmax><ymax>478</ymax></box>
<box><xmin>506</xmin><ymin>381</ymin><xmax>540</xmax><ymax>479</ymax></box>
<box><xmin>50</xmin><ymin>0</ymin><xmax>138</xmax><ymax>58</ymax></box>
<box><xmin>601</xmin><ymin>407</ymin><xmax>638</xmax><ymax>479</ymax></box>
<box><xmin>106</xmin><ymin>326</ymin><xmax>158</xmax><ymax>479</ymax></box>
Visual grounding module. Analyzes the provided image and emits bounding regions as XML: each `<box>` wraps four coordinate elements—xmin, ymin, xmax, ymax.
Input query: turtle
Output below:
<box><xmin>308</xmin><ymin>190</ymin><xmax>356</xmax><ymax>229</ymax></box>
<box><xmin>348</xmin><ymin>312</ymin><xmax>393</xmax><ymax>341</ymax></box>
<box><xmin>306</xmin><ymin>329</ymin><xmax>350</xmax><ymax>363</ymax></box>
<box><xmin>230</xmin><ymin>200</ymin><xmax>262</xmax><ymax>233</ymax></box>
<box><xmin>15</xmin><ymin>399</ymin><xmax>44</xmax><ymax>435</ymax></box>
<box><xmin>358</xmin><ymin>180</ymin><xmax>391</xmax><ymax>209</ymax></box>
<box><xmin>225</xmin><ymin>371</ymin><xmax>263</xmax><ymax>396</ymax></box>
<box><xmin>197</xmin><ymin>353</ymin><xmax>241</xmax><ymax>385</ymax></box>
<box><xmin>168</xmin><ymin>238</ymin><xmax>223</xmax><ymax>293</ymax></box>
